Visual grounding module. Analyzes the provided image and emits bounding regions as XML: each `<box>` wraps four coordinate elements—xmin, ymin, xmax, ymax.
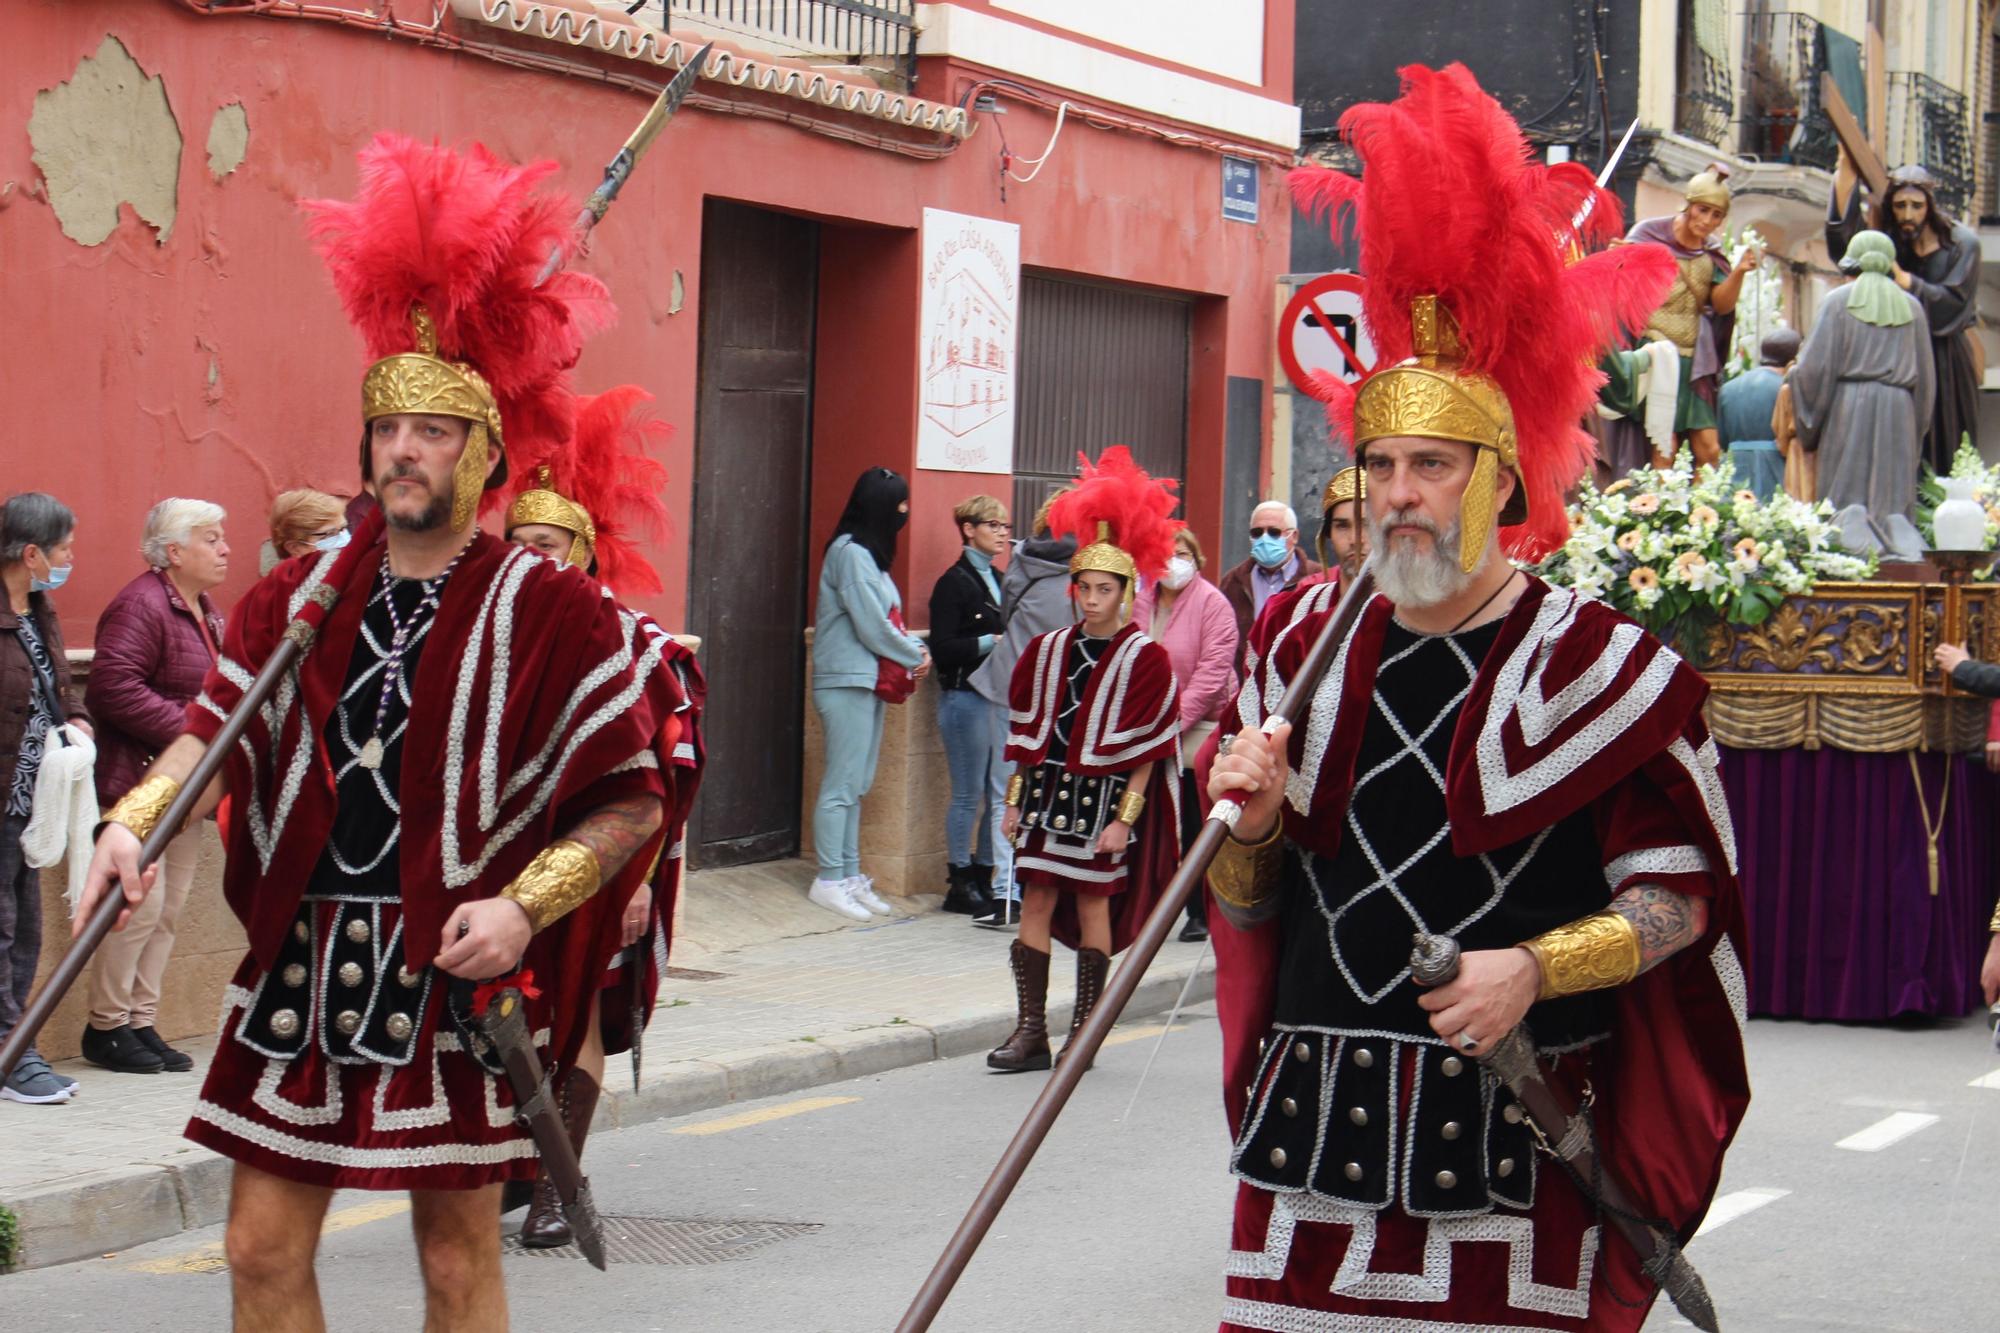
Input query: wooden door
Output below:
<box><xmin>686</xmin><ymin>200</ymin><xmax>819</xmax><ymax>866</ymax></box>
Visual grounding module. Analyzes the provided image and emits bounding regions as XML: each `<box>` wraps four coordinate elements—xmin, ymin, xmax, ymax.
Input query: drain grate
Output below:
<box><xmin>504</xmin><ymin>1216</ymin><xmax>822</xmax><ymax>1265</ymax></box>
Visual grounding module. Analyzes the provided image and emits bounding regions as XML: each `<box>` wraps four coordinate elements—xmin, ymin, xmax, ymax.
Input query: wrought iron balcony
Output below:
<box><xmin>1888</xmin><ymin>72</ymin><xmax>1974</xmax><ymax>219</ymax></box>
<box><xmin>1674</xmin><ymin>0</ymin><xmax>1732</xmax><ymax>148</ymax></box>
<box><xmin>629</xmin><ymin>0</ymin><xmax>918</xmax><ymax>91</ymax></box>
<box><xmin>1740</xmin><ymin>11</ymin><xmax>1858</xmax><ymax>171</ymax></box>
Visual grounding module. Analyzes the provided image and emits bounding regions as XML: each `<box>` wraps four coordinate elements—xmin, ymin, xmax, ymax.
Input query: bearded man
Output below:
<box><xmin>75</xmin><ymin>137</ymin><xmax>683</xmax><ymax>1330</ymax></box>
<box><xmin>1209</xmin><ymin>65</ymin><xmax>1749</xmax><ymax>1332</ymax></box>
<box><xmin>1828</xmin><ymin>157</ymin><xmax>1980</xmax><ymax>475</ymax></box>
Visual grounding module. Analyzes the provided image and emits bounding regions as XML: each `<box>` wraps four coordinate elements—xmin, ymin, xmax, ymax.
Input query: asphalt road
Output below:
<box><xmin>8</xmin><ymin>1004</ymin><xmax>1998</xmax><ymax>1331</ymax></box>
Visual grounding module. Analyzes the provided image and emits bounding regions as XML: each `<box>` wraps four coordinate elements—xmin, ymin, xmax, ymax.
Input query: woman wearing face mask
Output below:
<box><xmin>1130</xmin><ymin>527</ymin><xmax>1239</xmax><ymax>942</ymax></box>
<box><xmin>809</xmin><ymin>469</ymin><xmax>931</xmax><ymax>921</ymax></box>
<box><xmin>262</xmin><ymin>489</ymin><xmax>351</xmax><ymax>573</ymax></box>
<box><xmin>81</xmin><ymin>498</ymin><xmax>232</xmax><ymax>1075</ymax></box>
<box><xmin>0</xmin><ymin>493</ymin><xmax>92</xmax><ymax>1104</ymax></box>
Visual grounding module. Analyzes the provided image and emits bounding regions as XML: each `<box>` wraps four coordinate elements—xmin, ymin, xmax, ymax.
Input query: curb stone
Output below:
<box><xmin>0</xmin><ymin>953</ymin><xmax>1213</xmax><ymax>1273</ymax></box>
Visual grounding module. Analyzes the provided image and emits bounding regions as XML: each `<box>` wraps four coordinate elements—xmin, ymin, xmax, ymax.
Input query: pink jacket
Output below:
<box><xmin>1131</xmin><ymin>574</ymin><xmax>1239</xmax><ymax>730</ymax></box>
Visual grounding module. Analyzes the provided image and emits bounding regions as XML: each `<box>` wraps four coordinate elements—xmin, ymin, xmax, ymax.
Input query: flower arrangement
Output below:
<box><xmin>1914</xmin><ymin>435</ymin><xmax>2000</xmax><ymax>550</ymax></box>
<box><xmin>1535</xmin><ymin>452</ymin><xmax>1875</xmax><ymax>641</ymax></box>
<box><xmin>1724</xmin><ymin>226</ymin><xmax>1786</xmax><ymax>379</ymax></box>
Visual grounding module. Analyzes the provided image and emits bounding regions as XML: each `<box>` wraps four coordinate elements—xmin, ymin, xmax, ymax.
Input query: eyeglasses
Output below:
<box><xmin>1248</xmin><ymin>526</ymin><xmax>1289</xmax><ymax>540</ymax></box>
<box><xmin>979</xmin><ymin>520</ymin><xmax>1012</xmax><ymax>532</ymax></box>
<box><xmin>312</xmin><ymin>527</ymin><xmax>348</xmax><ymax>542</ymax></box>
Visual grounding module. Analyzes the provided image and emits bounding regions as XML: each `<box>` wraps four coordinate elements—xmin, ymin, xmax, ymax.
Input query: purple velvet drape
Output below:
<box><xmin>1720</xmin><ymin>745</ymin><xmax>1996</xmax><ymax>1020</ymax></box>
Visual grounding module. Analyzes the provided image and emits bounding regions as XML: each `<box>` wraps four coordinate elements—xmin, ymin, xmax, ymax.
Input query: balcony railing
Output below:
<box><xmin>1675</xmin><ymin>0</ymin><xmax>1733</xmax><ymax>148</ymax></box>
<box><xmin>1889</xmin><ymin>72</ymin><xmax>1975</xmax><ymax>219</ymax></box>
<box><xmin>1740</xmin><ymin>11</ymin><xmax>1859</xmax><ymax>171</ymax></box>
<box><xmin>628</xmin><ymin>0</ymin><xmax>919</xmax><ymax>90</ymax></box>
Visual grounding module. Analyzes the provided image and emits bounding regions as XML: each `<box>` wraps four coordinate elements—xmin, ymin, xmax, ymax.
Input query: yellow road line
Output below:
<box><xmin>130</xmin><ymin>1198</ymin><xmax>412</xmax><ymax>1274</ymax></box>
<box><xmin>672</xmin><ymin>1095</ymin><xmax>859</xmax><ymax>1136</ymax></box>
<box><xmin>1101</xmin><ymin>1022</ymin><xmax>1181</xmax><ymax>1049</ymax></box>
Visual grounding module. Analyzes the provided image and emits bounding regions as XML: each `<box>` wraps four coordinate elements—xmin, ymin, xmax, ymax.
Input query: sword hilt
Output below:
<box><xmin>1409</xmin><ymin>931</ymin><xmax>1462</xmax><ymax>988</ymax></box>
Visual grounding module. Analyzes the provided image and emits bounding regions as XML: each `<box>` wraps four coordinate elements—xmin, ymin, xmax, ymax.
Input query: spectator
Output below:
<box><xmin>1131</xmin><ymin>526</ymin><xmax>1238</xmax><ymax>942</ymax></box>
<box><xmin>929</xmin><ymin>495</ymin><xmax>1010</xmax><ymax>916</ymax></box>
<box><xmin>0</xmin><ymin>493</ymin><xmax>91</xmax><ymax>1105</ymax></box>
<box><xmin>810</xmin><ymin>468</ymin><xmax>929</xmax><ymax>921</ymax></box>
<box><xmin>1719</xmin><ymin>329</ymin><xmax>1800</xmax><ymax>504</ymax></box>
<box><xmin>1217</xmin><ymin>499</ymin><xmax>1322</xmax><ymax>667</ymax></box>
<box><xmin>966</xmin><ymin>490</ymin><xmax>1078</xmax><ymax>929</ymax></box>
<box><xmin>80</xmin><ymin>498</ymin><xmax>229</xmax><ymax>1075</ymax></box>
<box><xmin>261</xmin><ymin>488</ymin><xmax>350</xmax><ymax>573</ymax></box>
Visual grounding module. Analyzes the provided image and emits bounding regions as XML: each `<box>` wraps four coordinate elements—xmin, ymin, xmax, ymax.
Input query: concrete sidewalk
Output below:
<box><xmin>0</xmin><ymin>863</ymin><xmax>1215</xmax><ymax>1273</ymax></box>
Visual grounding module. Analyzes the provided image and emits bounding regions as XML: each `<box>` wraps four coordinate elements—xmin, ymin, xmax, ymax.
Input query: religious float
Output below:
<box><xmin>1539</xmin><ymin>448</ymin><xmax>2000</xmax><ymax>1021</ymax></box>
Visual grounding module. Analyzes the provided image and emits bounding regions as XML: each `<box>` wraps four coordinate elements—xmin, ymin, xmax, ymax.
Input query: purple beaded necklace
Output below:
<box><xmin>356</xmin><ymin>548</ymin><xmax>463</xmax><ymax>771</ymax></box>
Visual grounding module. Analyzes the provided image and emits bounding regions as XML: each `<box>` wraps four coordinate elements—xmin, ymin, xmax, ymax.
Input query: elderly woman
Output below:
<box><xmin>0</xmin><ymin>493</ymin><xmax>91</xmax><ymax>1104</ymax></box>
<box><xmin>261</xmin><ymin>489</ymin><xmax>349</xmax><ymax>572</ymax></box>
<box><xmin>1130</xmin><ymin>527</ymin><xmax>1239</xmax><ymax>941</ymax></box>
<box><xmin>81</xmin><ymin>498</ymin><xmax>229</xmax><ymax>1075</ymax></box>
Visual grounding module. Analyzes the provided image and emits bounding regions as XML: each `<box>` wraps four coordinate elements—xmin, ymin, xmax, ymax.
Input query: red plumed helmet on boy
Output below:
<box><xmin>1047</xmin><ymin>446</ymin><xmax>1184</xmax><ymax>608</ymax></box>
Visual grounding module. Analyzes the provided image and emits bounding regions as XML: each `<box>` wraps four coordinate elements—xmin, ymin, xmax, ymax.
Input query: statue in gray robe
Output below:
<box><xmin>1791</xmin><ymin>230</ymin><xmax>1934</xmax><ymax>561</ymax></box>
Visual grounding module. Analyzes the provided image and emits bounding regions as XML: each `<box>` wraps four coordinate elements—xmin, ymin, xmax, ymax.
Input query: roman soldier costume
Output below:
<box><xmin>504</xmin><ymin>386</ymin><xmax>707</xmax><ymax>1243</ymax></box>
<box><xmin>989</xmin><ymin>448</ymin><xmax>1183</xmax><ymax>1072</ymax></box>
<box><xmin>150</xmin><ymin>135</ymin><xmax>684</xmax><ymax>1191</ymax></box>
<box><xmin>1211</xmin><ymin>67</ymin><xmax>1747</xmax><ymax>1331</ymax></box>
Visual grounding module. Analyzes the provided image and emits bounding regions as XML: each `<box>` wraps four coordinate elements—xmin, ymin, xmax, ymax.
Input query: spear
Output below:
<box><xmin>536</xmin><ymin>43</ymin><xmax>714</xmax><ymax>286</ymax></box>
<box><xmin>894</xmin><ymin>563</ymin><xmax>1380</xmax><ymax>1332</ymax></box>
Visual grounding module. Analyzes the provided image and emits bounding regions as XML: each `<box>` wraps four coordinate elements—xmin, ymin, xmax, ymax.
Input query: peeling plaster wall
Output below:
<box><xmin>206</xmin><ymin>102</ymin><xmax>247</xmax><ymax>177</ymax></box>
<box><xmin>28</xmin><ymin>33</ymin><xmax>183</xmax><ymax>244</ymax></box>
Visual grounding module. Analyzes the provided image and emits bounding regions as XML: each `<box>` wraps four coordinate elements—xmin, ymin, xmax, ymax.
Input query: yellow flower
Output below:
<box><xmin>1628</xmin><ymin>567</ymin><xmax>1660</xmax><ymax>591</ymax></box>
<box><xmin>1628</xmin><ymin>493</ymin><xmax>1661</xmax><ymax>515</ymax></box>
<box><xmin>1603</xmin><ymin>479</ymin><xmax>1634</xmax><ymax>496</ymax></box>
<box><xmin>1675</xmin><ymin>550</ymin><xmax>1707</xmax><ymax>571</ymax></box>
<box><xmin>1617</xmin><ymin>530</ymin><xmax>1643</xmax><ymax>552</ymax></box>
<box><xmin>1733</xmin><ymin>489</ymin><xmax>1758</xmax><ymax>508</ymax></box>
<box><xmin>1733</xmin><ymin>538</ymin><xmax>1760</xmax><ymax>564</ymax></box>
<box><xmin>1690</xmin><ymin>505</ymin><xmax>1720</xmax><ymax>528</ymax></box>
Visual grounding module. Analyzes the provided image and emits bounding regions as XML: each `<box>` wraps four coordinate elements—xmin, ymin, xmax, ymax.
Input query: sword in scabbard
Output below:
<box><xmin>535</xmin><ymin>42</ymin><xmax>714</xmax><ymax>287</ymax></box>
<box><xmin>894</xmin><ymin>561</ymin><xmax>1380</xmax><ymax>1333</ymax></box>
<box><xmin>468</xmin><ymin>981</ymin><xmax>609</xmax><ymax>1271</ymax></box>
<box><xmin>627</xmin><ymin>941</ymin><xmax>646</xmax><ymax>1093</ymax></box>
<box><xmin>0</xmin><ymin>509</ymin><xmax>386</xmax><ymax>1083</ymax></box>
<box><xmin>1410</xmin><ymin>932</ymin><xmax>1721</xmax><ymax>1333</ymax></box>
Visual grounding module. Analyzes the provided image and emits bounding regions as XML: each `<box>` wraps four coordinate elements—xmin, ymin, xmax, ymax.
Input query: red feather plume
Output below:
<box><xmin>302</xmin><ymin>133</ymin><xmax>617</xmax><ymax>513</ymax></box>
<box><xmin>526</xmin><ymin>387</ymin><xmax>673</xmax><ymax>599</ymax></box>
<box><xmin>1288</xmin><ymin>64</ymin><xmax>1676</xmax><ymax>560</ymax></box>
<box><xmin>1045</xmin><ymin>446</ymin><xmax>1184</xmax><ymax>583</ymax></box>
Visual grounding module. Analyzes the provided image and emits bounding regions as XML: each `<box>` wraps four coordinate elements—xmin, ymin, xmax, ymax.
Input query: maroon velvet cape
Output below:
<box><xmin>187</xmin><ymin>530</ymin><xmax>679</xmax><ymax>1074</ymax></box>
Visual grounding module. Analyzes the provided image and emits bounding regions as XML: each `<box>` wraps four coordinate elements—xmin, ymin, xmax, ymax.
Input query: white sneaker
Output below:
<box><xmin>846</xmin><ymin>876</ymin><xmax>893</xmax><ymax>915</ymax></box>
<box><xmin>809</xmin><ymin>876</ymin><xmax>872</xmax><ymax>922</ymax></box>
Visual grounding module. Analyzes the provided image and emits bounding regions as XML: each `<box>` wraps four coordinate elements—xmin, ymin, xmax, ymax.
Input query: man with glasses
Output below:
<box><xmin>1217</xmin><ymin>499</ymin><xmax>1321</xmax><ymax>671</ymax></box>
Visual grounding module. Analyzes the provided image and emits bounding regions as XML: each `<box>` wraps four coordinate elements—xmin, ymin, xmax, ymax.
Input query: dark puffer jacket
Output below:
<box><xmin>87</xmin><ymin>569</ymin><xmax>225</xmax><ymax>806</ymax></box>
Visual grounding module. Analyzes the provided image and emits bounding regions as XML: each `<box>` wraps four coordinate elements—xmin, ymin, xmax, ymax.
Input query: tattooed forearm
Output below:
<box><xmin>563</xmin><ymin>794</ymin><xmax>665</xmax><ymax>879</ymax></box>
<box><xmin>1608</xmin><ymin>884</ymin><xmax>1708</xmax><ymax>972</ymax></box>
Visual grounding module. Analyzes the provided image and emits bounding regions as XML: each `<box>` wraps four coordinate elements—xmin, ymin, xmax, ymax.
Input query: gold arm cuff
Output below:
<box><xmin>1005</xmin><ymin>773</ymin><xmax>1026</xmax><ymax>807</ymax></box>
<box><xmin>500</xmin><ymin>839</ymin><xmax>603</xmax><ymax>934</ymax></box>
<box><xmin>103</xmin><ymin>774</ymin><xmax>184</xmax><ymax>844</ymax></box>
<box><xmin>1522</xmin><ymin>911</ymin><xmax>1643</xmax><ymax>1001</ymax></box>
<box><xmin>1206</xmin><ymin>819</ymin><xmax>1283</xmax><ymax>911</ymax></box>
<box><xmin>1115</xmin><ymin>789</ymin><xmax>1147</xmax><ymax>825</ymax></box>
<box><xmin>1988</xmin><ymin>900</ymin><xmax>2000</xmax><ymax>933</ymax></box>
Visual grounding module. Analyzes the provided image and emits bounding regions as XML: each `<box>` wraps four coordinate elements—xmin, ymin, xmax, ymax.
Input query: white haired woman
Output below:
<box><xmin>80</xmin><ymin>498</ymin><xmax>229</xmax><ymax>1074</ymax></box>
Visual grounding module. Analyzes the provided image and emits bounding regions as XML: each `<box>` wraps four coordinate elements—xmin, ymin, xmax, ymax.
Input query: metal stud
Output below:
<box><xmin>336</xmin><ymin>1010</ymin><xmax>361</xmax><ymax>1035</ymax></box>
<box><xmin>1082</xmin><ymin>796</ymin><xmax>1093</xmax><ymax>806</ymax></box>
<box><xmin>1435</xmin><ymin>1169</ymin><xmax>1458</xmax><ymax>1190</ymax></box>
<box><xmin>386</xmin><ymin>1012</ymin><xmax>414</xmax><ymax>1042</ymax></box>
<box><xmin>1351</xmin><ymin>1046</ymin><xmax>1374</xmax><ymax>1069</ymax></box>
<box><xmin>345</xmin><ymin>917</ymin><xmax>371</xmax><ymax>944</ymax></box>
<box><xmin>1343</xmin><ymin>1162</ymin><xmax>1363</xmax><ymax>1182</ymax></box>
<box><xmin>1052</xmin><ymin>816</ymin><xmax>1069</xmax><ymax>830</ymax></box>
<box><xmin>1293</xmin><ymin>1041</ymin><xmax>1311</xmax><ymax>1063</ymax></box>
<box><xmin>1497</xmin><ymin>1157</ymin><xmax>1516</xmax><ymax>1178</ymax></box>
<box><xmin>1268</xmin><ymin>1147</ymin><xmax>1288</xmax><ymax>1170</ymax></box>
<box><xmin>1280</xmin><ymin>1097</ymin><xmax>1299</xmax><ymax>1118</ymax></box>
<box><xmin>338</xmin><ymin>961</ymin><xmax>364</xmax><ymax>988</ymax></box>
<box><xmin>293</xmin><ymin>921</ymin><xmax>309</xmax><ymax>944</ymax></box>
<box><xmin>269</xmin><ymin>1009</ymin><xmax>300</xmax><ymax>1039</ymax></box>
<box><xmin>1503</xmin><ymin>1103</ymin><xmax>1524</xmax><ymax>1125</ymax></box>
<box><xmin>1440</xmin><ymin>1121</ymin><xmax>1462</xmax><ymax>1141</ymax></box>
<box><xmin>398</xmin><ymin>966</ymin><xmax>421</xmax><ymax>988</ymax></box>
<box><xmin>1440</xmin><ymin>1055</ymin><xmax>1464</xmax><ymax>1077</ymax></box>
<box><xmin>1348</xmin><ymin>1106</ymin><xmax>1368</xmax><ymax>1128</ymax></box>
<box><xmin>281</xmin><ymin>963</ymin><xmax>307</xmax><ymax>988</ymax></box>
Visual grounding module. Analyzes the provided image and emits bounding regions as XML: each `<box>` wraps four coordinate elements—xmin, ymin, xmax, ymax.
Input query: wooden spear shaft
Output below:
<box><xmin>894</xmin><ymin>567</ymin><xmax>1377</xmax><ymax>1333</ymax></box>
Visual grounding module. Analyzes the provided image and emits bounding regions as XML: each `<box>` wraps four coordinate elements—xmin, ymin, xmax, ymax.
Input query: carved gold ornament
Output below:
<box><xmin>101</xmin><ymin>773</ymin><xmax>184</xmax><ymax>844</ymax></box>
<box><xmin>360</xmin><ymin>304</ymin><xmax>507</xmax><ymax>534</ymax></box>
<box><xmin>1522</xmin><ymin>911</ymin><xmax>1642</xmax><ymax>1000</ymax></box>
<box><xmin>507</xmin><ymin>467</ymin><xmax>597</xmax><ymax>571</ymax></box>
<box><xmin>1322</xmin><ymin>465</ymin><xmax>1365</xmax><ymax>512</ymax></box>
<box><xmin>500</xmin><ymin>839</ymin><xmax>603</xmax><ymax>933</ymax></box>
<box><xmin>1071</xmin><ymin>521</ymin><xmax>1140</xmax><ymax>611</ymax></box>
<box><xmin>1207</xmin><ymin>819</ymin><xmax>1283</xmax><ymax>911</ymax></box>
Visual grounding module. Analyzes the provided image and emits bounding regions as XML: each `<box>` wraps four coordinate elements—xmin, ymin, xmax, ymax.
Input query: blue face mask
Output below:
<box><xmin>1250</xmin><ymin>535</ymin><xmax>1289</xmax><ymax>568</ymax></box>
<box><xmin>314</xmin><ymin>530</ymin><xmax>352</xmax><ymax>554</ymax></box>
<box><xmin>30</xmin><ymin>562</ymin><xmax>72</xmax><ymax>593</ymax></box>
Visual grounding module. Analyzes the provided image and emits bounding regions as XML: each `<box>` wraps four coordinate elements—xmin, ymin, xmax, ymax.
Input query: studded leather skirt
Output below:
<box><xmin>1011</xmin><ymin>761</ymin><xmax>1132</xmax><ymax>897</ymax></box>
<box><xmin>184</xmin><ymin>897</ymin><xmax>544</xmax><ymax>1191</ymax></box>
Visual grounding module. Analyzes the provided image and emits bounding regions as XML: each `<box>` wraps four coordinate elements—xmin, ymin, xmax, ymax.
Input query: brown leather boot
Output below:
<box><xmin>519</xmin><ymin>1066</ymin><xmax>601</xmax><ymax>1248</ymax></box>
<box><xmin>986</xmin><ymin>940</ymin><xmax>1052</xmax><ymax>1072</ymax></box>
<box><xmin>1056</xmin><ymin>947</ymin><xmax>1111</xmax><ymax>1070</ymax></box>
